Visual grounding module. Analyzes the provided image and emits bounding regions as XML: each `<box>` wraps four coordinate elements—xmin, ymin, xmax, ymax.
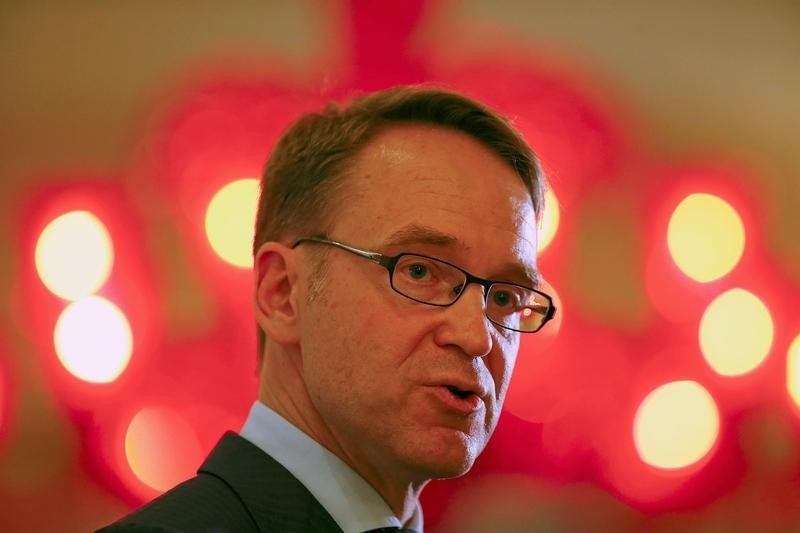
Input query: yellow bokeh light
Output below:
<box><xmin>35</xmin><ymin>210</ymin><xmax>114</xmax><ymax>300</ymax></box>
<box><xmin>125</xmin><ymin>407</ymin><xmax>204</xmax><ymax>492</ymax></box>
<box><xmin>538</xmin><ymin>189</ymin><xmax>560</xmax><ymax>252</ymax></box>
<box><xmin>54</xmin><ymin>296</ymin><xmax>132</xmax><ymax>383</ymax></box>
<box><xmin>699</xmin><ymin>288</ymin><xmax>774</xmax><ymax>376</ymax></box>
<box><xmin>634</xmin><ymin>380</ymin><xmax>719</xmax><ymax>470</ymax></box>
<box><xmin>667</xmin><ymin>193</ymin><xmax>745</xmax><ymax>282</ymax></box>
<box><xmin>788</xmin><ymin>334</ymin><xmax>800</xmax><ymax>410</ymax></box>
<box><xmin>205</xmin><ymin>178</ymin><xmax>259</xmax><ymax>268</ymax></box>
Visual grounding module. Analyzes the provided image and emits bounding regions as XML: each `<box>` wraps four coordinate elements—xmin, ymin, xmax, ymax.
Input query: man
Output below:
<box><xmin>100</xmin><ymin>85</ymin><xmax>555</xmax><ymax>532</ymax></box>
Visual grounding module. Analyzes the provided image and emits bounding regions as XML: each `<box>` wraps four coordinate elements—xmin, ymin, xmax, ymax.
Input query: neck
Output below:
<box><xmin>258</xmin><ymin>345</ymin><xmax>426</xmax><ymax>522</ymax></box>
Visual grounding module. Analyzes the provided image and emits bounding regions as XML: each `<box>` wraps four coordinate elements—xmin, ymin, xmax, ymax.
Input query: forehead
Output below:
<box><xmin>333</xmin><ymin>124</ymin><xmax>538</xmax><ymax>275</ymax></box>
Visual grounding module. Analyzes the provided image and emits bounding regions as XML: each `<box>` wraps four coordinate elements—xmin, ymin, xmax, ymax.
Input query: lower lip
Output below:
<box><xmin>430</xmin><ymin>386</ymin><xmax>483</xmax><ymax>414</ymax></box>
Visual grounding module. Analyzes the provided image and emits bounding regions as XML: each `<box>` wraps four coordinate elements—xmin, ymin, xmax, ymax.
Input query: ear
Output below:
<box><xmin>254</xmin><ymin>242</ymin><xmax>300</xmax><ymax>345</ymax></box>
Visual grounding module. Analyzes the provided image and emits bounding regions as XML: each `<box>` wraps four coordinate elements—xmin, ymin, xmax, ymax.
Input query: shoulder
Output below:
<box><xmin>97</xmin><ymin>470</ymin><xmax>257</xmax><ymax>533</ymax></box>
<box><xmin>97</xmin><ymin>432</ymin><xmax>342</xmax><ymax>533</ymax></box>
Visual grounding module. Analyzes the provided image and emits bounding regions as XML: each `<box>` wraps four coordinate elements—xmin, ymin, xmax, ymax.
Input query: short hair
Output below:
<box><xmin>253</xmin><ymin>85</ymin><xmax>545</xmax><ymax>360</ymax></box>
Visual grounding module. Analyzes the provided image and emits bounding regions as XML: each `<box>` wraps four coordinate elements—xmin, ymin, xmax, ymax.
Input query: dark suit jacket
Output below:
<box><xmin>97</xmin><ymin>431</ymin><xmax>343</xmax><ymax>533</ymax></box>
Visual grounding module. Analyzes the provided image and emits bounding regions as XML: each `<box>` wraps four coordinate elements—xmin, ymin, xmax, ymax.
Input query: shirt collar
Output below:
<box><xmin>240</xmin><ymin>401</ymin><xmax>423</xmax><ymax>533</ymax></box>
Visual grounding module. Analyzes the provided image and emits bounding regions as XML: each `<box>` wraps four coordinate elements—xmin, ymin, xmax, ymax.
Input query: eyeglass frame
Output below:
<box><xmin>291</xmin><ymin>236</ymin><xmax>556</xmax><ymax>333</ymax></box>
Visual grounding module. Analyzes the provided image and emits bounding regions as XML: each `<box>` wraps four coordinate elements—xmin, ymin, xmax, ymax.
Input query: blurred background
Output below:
<box><xmin>1</xmin><ymin>1</ymin><xmax>799</xmax><ymax>531</ymax></box>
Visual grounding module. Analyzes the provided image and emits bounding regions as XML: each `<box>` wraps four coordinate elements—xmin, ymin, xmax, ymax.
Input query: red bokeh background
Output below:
<box><xmin>1</xmin><ymin>1</ymin><xmax>799</xmax><ymax>531</ymax></box>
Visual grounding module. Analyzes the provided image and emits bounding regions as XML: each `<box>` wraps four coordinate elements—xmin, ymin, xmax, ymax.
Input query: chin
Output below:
<box><xmin>430</xmin><ymin>460</ymin><xmax>474</xmax><ymax>480</ymax></box>
<box><xmin>405</xmin><ymin>427</ymin><xmax>485</xmax><ymax>480</ymax></box>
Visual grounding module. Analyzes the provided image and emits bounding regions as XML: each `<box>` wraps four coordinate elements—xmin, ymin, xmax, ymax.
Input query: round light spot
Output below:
<box><xmin>204</xmin><ymin>178</ymin><xmax>259</xmax><ymax>268</ymax></box>
<box><xmin>634</xmin><ymin>380</ymin><xmax>719</xmax><ymax>469</ymax></box>
<box><xmin>699</xmin><ymin>288</ymin><xmax>774</xmax><ymax>376</ymax></box>
<box><xmin>667</xmin><ymin>193</ymin><xmax>745</xmax><ymax>282</ymax></box>
<box><xmin>54</xmin><ymin>296</ymin><xmax>132</xmax><ymax>383</ymax></box>
<box><xmin>538</xmin><ymin>189</ymin><xmax>560</xmax><ymax>252</ymax></box>
<box><xmin>788</xmin><ymin>334</ymin><xmax>800</xmax><ymax>411</ymax></box>
<box><xmin>35</xmin><ymin>210</ymin><xmax>114</xmax><ymax>300</ymax></box>
<box><xmin>125</xmin><ymin>407</ymin><xmax>204</xmax><ymax>492</ymax></box>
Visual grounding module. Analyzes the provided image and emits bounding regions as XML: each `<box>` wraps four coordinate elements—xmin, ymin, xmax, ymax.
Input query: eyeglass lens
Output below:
<box><xmin>390</xmin><ymin>254</ymin><xmax>549</xmax><ymax>332</ymax></box>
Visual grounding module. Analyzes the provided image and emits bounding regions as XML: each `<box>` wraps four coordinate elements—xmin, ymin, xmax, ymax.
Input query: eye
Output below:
<box><xmin>395</xmin><ymin>255</ymin><xmax>455</xmax><ymax>288</ymax></box>
<box><xmin>406</xmin><ymin>262</ymin><xmax>430</xmax><ymax>280</ymax></box>
<box><xmin>490</xmin><ymin>285</ymin><xmax>527</xmax><ymax>309</ymax></box>
<box><xmin>492</xmin><ymin>290</ymin><xmax>512</xmax><ymax>307</ymax></box>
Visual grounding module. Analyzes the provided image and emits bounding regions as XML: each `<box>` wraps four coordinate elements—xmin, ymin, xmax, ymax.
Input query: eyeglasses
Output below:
<box><xmin>291</xmin><ymin>236</ymin><xmax>556</xmax><ymax>333</ymax></box>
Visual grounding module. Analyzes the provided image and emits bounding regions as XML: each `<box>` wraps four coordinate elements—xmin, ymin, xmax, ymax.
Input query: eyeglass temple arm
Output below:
<box><xmin>293</xmin><ymin>236</ymin><xmax>387</xmax><ymax>266</ymax></box>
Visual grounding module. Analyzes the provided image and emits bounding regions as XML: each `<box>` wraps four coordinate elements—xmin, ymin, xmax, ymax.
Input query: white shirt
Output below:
<box><xmin>240</xmin><ymin>400</ymin><xmax>424</xmax><ymax>533</ymax></box>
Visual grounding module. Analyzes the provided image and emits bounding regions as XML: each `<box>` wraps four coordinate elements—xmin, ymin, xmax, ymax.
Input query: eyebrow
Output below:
<box><xmin>382</xmin><ymin>224</ymin><xmax>543</xmax><ymax>288</ymax></box>
<box><xmin>384</xmin><ymin>224</ymin><xmax>461</xmax><ymax>249</ymax></box>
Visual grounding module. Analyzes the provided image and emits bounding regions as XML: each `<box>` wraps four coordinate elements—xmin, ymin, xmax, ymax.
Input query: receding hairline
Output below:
<box><xmin>308</xmin><ymin>120</ymin><xmax>541</xmax><ymax>241</ymax></box>
<box><xmin>255</xmin><ymin>86</ymin><xmax>544</xmax><ymax>249</ymax></box>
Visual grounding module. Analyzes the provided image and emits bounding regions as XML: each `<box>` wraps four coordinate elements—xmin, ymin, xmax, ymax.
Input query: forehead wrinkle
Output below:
<box><xmin>382</xmin><ymin>223</ymin><xmax>467</xmax><ymax>250</ymax></box>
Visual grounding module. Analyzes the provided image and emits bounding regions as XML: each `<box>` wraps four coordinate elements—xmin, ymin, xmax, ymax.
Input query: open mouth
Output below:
<box><xmin>434</xmin><ymin>384</ymin><xmax>483</xmax><ymax>414</ymax></box>
<box><xmin>446</xmin><ymin>385</ymin><xmax>474</xmax><ymax>400</ymax></box>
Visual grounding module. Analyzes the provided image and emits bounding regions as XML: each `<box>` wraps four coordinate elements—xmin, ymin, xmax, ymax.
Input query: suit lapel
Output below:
<box><xmin>199</xmin><ymin>431</ymin><xmax>343</xmax><ymax>533</ymax></box>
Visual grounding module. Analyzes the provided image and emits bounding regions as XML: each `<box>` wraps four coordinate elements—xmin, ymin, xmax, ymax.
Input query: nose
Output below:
<box><xmin>433</xmin><ymin>283</ymin><xmax>493</xmax><ymax>357</ymax></box>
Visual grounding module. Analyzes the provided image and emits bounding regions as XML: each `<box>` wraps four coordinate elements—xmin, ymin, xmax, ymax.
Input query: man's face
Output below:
<box><xmin>295</xmin><ymin>124</ymin><xmax>538</xmax><ymax>483</ymax></box>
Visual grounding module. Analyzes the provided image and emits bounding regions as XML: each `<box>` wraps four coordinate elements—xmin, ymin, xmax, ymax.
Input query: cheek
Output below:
<box><xmin>490</xmin><ymin>334</ymin><xmax>520</xmax><ymax>401</ymax></box>
<box><xmin>359</xmin><ymin>290</ymin><xmax>433</xmax><ymax>353</ymax></box>
<box><xmin>313</xmin><ymin>289</ymin><xmax>418</xmax><ymax>385</ymax></box>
